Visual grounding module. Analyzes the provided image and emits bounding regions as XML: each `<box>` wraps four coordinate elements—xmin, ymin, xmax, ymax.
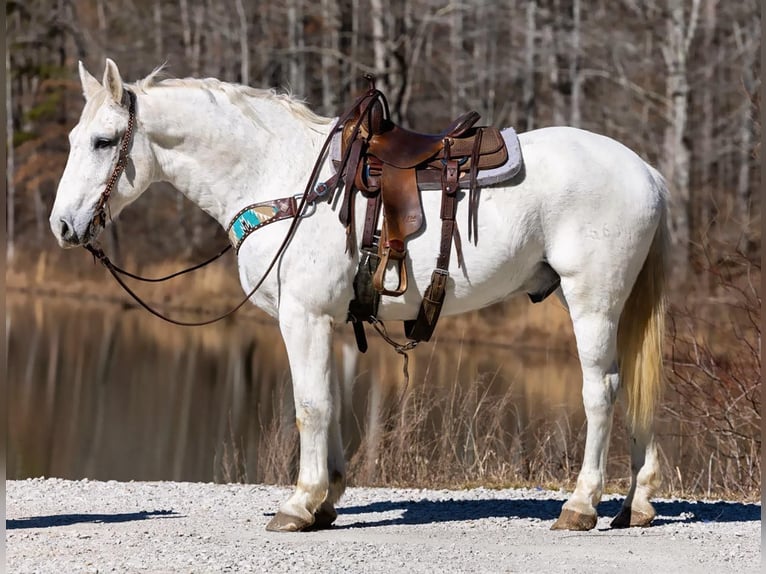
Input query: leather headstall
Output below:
<box><xmin>86</xmin><ymin>88</ymin><xmax>137</xmax><ymax>243</ymax></box>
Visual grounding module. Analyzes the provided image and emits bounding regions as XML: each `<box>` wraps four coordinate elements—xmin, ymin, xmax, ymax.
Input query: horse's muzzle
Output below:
<box><xmin>51</xmin><ymin>215</ymin><xmax>82</xmax><ymax>248</ymax></box>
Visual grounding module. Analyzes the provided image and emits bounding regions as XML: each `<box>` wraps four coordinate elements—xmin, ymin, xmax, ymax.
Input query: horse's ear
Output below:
<box><xmin>102</xmin><ymin>58</ymin><xmax>123</xmax><ymax>103</ymax></box>
<box><xmin>78</xmin><ymin>61</ymin><xmax>101</xmax><ymax>101</ymax></box>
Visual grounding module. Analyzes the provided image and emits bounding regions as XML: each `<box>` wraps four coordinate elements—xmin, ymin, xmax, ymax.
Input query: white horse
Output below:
<box><xmin>50</xmin><ymin>59</ymin><xmax>667</xmax><ymax>532</ymax></box>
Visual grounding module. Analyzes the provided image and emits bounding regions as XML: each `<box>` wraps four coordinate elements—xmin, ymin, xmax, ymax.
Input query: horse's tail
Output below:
<box><xmin>617</xmin><ymin>165</ymin><xmax>667</xmax><ymax>436</ymax></box>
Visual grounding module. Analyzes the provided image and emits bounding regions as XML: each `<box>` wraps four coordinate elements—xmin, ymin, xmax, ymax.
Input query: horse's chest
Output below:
<box><xmin>236</xmin><ymin>219</ymin><xmax>356</xmax><ymax>318</ymax></box>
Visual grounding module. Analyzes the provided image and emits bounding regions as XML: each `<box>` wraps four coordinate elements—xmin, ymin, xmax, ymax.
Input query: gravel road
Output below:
<box><xmin>6</xmin><ymin>478</ymin><xmax>761</xmax><ymax>573</ymax></box>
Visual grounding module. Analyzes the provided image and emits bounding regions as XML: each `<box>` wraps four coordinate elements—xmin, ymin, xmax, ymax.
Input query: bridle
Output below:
<box><xmin>86</xmin><ymin>89</ymin><xmax>138</xmax><ymax>241</ymax></box>
<box><xmin>82</xmin><ymin>81</ymin><xmax>384</xmax><ymax>327</ymax></box>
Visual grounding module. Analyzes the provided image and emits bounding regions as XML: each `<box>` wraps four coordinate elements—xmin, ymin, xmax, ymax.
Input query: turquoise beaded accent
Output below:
<box><xmin>228</xmin><ymin>204</ymin><xmax>279</xmax><ymax>250</ymax></box>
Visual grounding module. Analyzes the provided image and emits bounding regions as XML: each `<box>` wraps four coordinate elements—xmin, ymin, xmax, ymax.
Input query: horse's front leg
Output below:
<box><xmin>266</xmin><ymin>305</ymin><xmax>342</xmax><ymax>532</ymax></box>
<box><xmin>312</xmin><ymin>362</ymin><xmax>347</xmax><ymax>529</ymax></box>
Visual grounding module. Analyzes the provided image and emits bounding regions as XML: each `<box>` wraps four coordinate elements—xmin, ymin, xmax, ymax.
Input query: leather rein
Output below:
<box><xmin>83</xmin><ymin>84</ymin><xmax>384</xmax><ymax>326</ymax></box>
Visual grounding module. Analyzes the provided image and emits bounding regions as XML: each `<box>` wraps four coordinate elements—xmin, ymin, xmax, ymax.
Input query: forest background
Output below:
<box><xmin>6</xmin><ymin>0</ymin><xmax>761</xmax><ymax>498</ymax></box>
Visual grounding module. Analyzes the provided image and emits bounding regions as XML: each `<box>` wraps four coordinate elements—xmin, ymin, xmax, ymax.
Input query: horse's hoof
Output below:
<box><xmin>265</xmin><ymin>511</ymin><xmax>314</xmax><ymax>532</ymax></box>
<box><xmin>310</xmin><ymin>506</ymin><xmax>338</xmax><ymax>530</ymax></box>
<box><xmin>551</xmin><ymin>508</ymin><xmax>598</xmax><ymax>531</ymax></box>
<box><xmin>610</xmin><ymin>506</ymin><xmax>655</xmax><ymax>528</ymax></box>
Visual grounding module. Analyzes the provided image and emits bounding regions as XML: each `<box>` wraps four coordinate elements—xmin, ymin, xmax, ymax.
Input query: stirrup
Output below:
<box><xmin>372</xmin><ymin>244</ymin><xmax>408</xmax><ymax>297</ymax></box>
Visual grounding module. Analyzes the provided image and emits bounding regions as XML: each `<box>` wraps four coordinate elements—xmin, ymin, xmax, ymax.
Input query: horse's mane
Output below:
<box><xmin>129</xmin><ymin>65</ymin><xmax>333</xmax><ymax>128</ymax></box>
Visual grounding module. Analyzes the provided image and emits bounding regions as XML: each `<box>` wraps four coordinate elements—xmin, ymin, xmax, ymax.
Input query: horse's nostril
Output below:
<box><xmin>60</xmin><ymin>219</ymin><xmax>71</xmax><ymax>239</ymax></box>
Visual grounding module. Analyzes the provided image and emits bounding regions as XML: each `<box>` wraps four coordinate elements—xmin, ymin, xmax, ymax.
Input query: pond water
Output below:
<box><xmin>7</xmin><ymin>294</ymin><xmax>611</xmax><ymax>486</ymax></box>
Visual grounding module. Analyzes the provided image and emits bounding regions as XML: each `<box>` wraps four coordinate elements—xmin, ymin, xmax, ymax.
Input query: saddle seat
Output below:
<box><xmin>367</xmin><ymin>111</ymin><xmax>481</xmax><ymax>169</ymax></box>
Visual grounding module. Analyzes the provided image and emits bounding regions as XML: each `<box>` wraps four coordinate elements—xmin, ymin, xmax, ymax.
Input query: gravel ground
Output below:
<box><xmin>6</xmin><ymin>478</ymin><xmax>761</xmax><ymax>573</ymax></box>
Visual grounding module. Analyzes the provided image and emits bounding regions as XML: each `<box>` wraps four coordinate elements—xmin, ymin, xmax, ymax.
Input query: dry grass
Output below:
<box><xmin>346</xmin><ymin>370</ymin><xmax>585</xmax><ymax>491</ymax></box>
<box><xmin>662</xmin><ymin>248</ymin><xmax>761</xmax><ymax>500</ymax></box>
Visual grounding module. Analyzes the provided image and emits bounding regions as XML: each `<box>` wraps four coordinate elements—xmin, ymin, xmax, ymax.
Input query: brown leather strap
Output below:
<box><xmin>439</xmin><ymin>139</ymin><xmax>462</xmax><ymax>270</ymax></box>
<box><xmin>467</xmin><ymin>128</ymin><xmax>483</xmax><ymax>244</ymax></box>
<box><xmin>339</xmin><ymin>139</ymin><xmax>365</xmax><ymax>228</ymax></box>
<box><xmin>404</xmin><ymin>140</ymin><xmax>462</xmax><ymax>342</ymax></box>
<box><xmin>403</xmin><ymin>267</ymin><xmax>449</xmax><ymax>341</ymax></box>
<box><xmin>362</xmin><ymin>193</ymin><xmax>382</xmax><ymax>250</ymax></box>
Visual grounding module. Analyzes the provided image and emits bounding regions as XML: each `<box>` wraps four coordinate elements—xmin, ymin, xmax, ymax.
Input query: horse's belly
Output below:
<box><xmin>375</xmin><ymin>189</ymin><xmax>542</xmax><ymax>322</ymax></box>
<box><xmin>375</xmin><ymin>259</ymin><xmax>537</xmax><ymax>322</ymax></box>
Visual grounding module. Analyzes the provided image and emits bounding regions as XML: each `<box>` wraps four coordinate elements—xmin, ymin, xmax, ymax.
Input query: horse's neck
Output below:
<box><xmin>141</xmin><ymin>87</ymin><xmax>331</xmax><ymax>228</ymax></box>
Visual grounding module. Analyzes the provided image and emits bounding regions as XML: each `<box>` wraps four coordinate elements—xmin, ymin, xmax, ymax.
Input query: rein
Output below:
<box><xmin>84</xmin><ymin>82</ymin><xmax>384</xmax><ymax>327</ymax></box>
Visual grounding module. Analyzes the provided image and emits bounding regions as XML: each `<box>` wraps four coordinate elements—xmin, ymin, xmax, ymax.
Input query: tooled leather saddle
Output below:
<box><xmin>333</xmin><ymin>77</ymin><xmax>511</xmax><ymax>350</ymax></box>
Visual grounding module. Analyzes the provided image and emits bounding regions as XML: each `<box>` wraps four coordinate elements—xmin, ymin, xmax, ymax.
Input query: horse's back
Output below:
<box><xmin>518</xmin><ymin>126</ymin><xmax>664</xmax><ymax>207</ymax></box>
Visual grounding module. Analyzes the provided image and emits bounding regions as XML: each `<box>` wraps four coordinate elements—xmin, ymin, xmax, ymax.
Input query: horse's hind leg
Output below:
<box><xmin>610</xmin><ymin>425</ymin><xmax>660</xmax><ymax>527</ymax></box>
<box><xmin>551</xmin><ymin>284</ymin><xmax>621</xmax><ymax>531</ymax></box>
<box><xmin>266</xmin><ymin>305</ymin><xmax>336</xmax><ymax>532</ymax></box>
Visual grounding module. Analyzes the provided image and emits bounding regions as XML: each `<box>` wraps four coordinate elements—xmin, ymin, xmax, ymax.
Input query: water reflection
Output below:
<box><xmin>8</xmin><ymin>294</ymin><xmax>588</xmax><ymax>485</ymax></box>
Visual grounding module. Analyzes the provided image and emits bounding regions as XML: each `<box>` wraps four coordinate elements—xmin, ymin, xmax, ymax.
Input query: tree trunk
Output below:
<box><xmin>350</xmin><ymin>0</ymin><xmax>360</xmax><ymax>98</ymax></box>
<box><xmin>320</xmin><ymin>0</ymin><xmax>339</xmax><ymax>113</ymax></box>
<box><xmin>522</xmin><ymin>0</ymin><xmax>537</xmax><ymax>131</ymax></box>
<box><xmin>6</xmin><ymin>47</ymin><xmax>15</xmax><ymax>262</ymax></box>
<box><xmin>472</xmin><ymin>2</ymin><xmax>487</xmax><ymax>117</ymax></box>
<box><xmin>287</xmin><ymin>0</ymin><xmax>305</xmax><ymax>96</ymax></box>
<box><xmin>191</xmin><ymin>4</ymin><xmax>204</xmax><ymax>76</ymax></box>
<box><xmin>179</xmin><ymin>0</ymin><xmax>193</xmax><ymax>65</ymax></box>
<box><xmin>570</xmin><ymin>0</ymin><xmax>582</xmax><ymax>127</ymax></box>
<box><xmin>697</xmin><ymin>0</ymin><xmax>717</xmax><ymax>237</ymax></box>
<box><xmin>450</xmin><ymin>5</ymin><xmax>464</xmax><ymax>119</ymax></box>
<box><xmin>389</xmin><ymin>0</ymin><xmax>410</xmax><ymax>116</ymax></box>
<box><xmin>234</xmin><ymin>0</ymin><xmax>250</xmax><ymax>84</ymax></box>
<box><xmin>544</xmin><ymin>21</ymin><xmax>565</xmax><ymax>126</ymax></box>
<box><xmin>735</xmin><ymin>21</ymin><xmax>757</xmax><ymax>231</ymax></box>
<box><xmin>153</xmin><ymin>0</ymin><xmax>164</xmax><ymax>63</ymax></box>
<box><xmin>370</xmin><ymin>0</ymin><xmax>387</xmax><ymax>95</ymax></box>
<box><xmin>661</xmin><ymin>0</ymin><xmax>700</xmax><ymax>271</ymax></box>
<box><xmin>95</xmin><ymin>0</ymin><xmax>107</xmax><ymax>62</ymax></box>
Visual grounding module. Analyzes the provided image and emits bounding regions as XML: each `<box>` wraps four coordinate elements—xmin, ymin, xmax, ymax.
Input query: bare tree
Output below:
<box><xmin>153</xmin><ymin>0</ymin><xmax>164</xmax><ymax>64</ymax></box>
<box><xmin>6</xmin><ymin>46</ymin><xmax>15</xmax><ymax>262</ymax></box>
<box><xmin>320</xmin><ymin>0</ymin><xmax>340</xmax><ymax>113</ymax></box>
<box><xmin>696</xmin><ymin>0</ymin><xmax>717</xmax><ymax>234</ymax></box>
<box><xmin>522</xmin><ymin>0</ymin><xmax>537</xmax><ymax>131</ymax></box>
<box><xmin>234</xmin><ymin>0</ymin><xmax>250</xmax><ymax>85</ymax></box>
<box><xmin>570</xmin><ymin>0</ymin><xmax>581</xmax><ymax>127</ymax></box>
<box><xmin>370</xmin><ymin>0</ymin><xmax>387</xmax><ymax>94</ymax></box>
<box><xmin>449</xmin><ymin>4</ymin><xmax>464</xmax><ymax>119</ymax></box>
<box><xmin>287</xmin><ymin>0</ymin><xmax>306</xmax><ymax>95</ymax></box>
<box><xmin>179</xmin><ymin>0</ymin><xmax>193</xmax><ymax>65</ymax></box>
<box><xmin>733</xmin><ymin>16</ymin><xmax>758</xmax><ymax>230</ymax></box>
<box><xmin>661</xmin><ymin>0</ymin><xmax>701</xmax><ymax>267</ymax></box>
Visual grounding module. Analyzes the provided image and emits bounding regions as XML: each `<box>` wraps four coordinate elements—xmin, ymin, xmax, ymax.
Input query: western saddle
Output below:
<box><xmin>332</xmin><ymin>77</ymin><xmax>509</xmax><ymax>351</ymax></box>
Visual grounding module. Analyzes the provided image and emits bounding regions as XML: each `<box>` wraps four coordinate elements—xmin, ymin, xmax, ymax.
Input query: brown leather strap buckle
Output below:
<box><xmin>373</xmin><ymin>243</ymin><xmax>408</xmax><ymax>297</ymax></box>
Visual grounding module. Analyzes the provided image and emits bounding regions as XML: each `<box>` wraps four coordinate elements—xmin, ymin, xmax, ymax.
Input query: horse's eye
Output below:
<box><xmin>93</xmin><ymin>136</ymin><xmax>118</xmax><ymax>150</ymax></box>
